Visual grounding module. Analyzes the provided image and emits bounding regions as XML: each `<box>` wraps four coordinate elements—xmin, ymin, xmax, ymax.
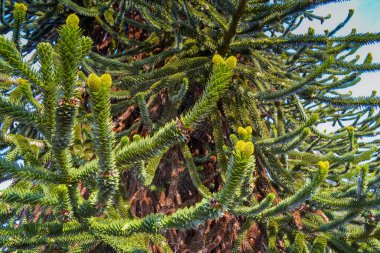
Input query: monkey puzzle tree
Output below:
<box><xmin>1</xmin><ymin>0</ymin><xmax>380</xmax><ymax>252</ymax></box>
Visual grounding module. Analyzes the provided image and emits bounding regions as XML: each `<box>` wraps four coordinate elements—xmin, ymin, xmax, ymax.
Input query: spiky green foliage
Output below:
<box><xmin>2</xmin><ymin>0</ymin><xmax>380</xmax><ymax>252</ymax></box>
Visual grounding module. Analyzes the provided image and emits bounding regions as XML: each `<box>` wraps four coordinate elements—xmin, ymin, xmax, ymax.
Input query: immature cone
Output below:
<box><xmin>13</xmin><ymin>3</ymin><xmax>27</xmax><ymax>24</ymax></box>
<box><xmin>133</xmin><ymin>134</ymin><xmax>141</xmax><ymax>141</ymax></box>
<box><xmin>87</xmin><ymin>73</ymin><xmax>101</xmax><ymax>92</ymax></box>
<box><xmin>235</xmin><ymin>140</ymin><xmax>254</xmax><ymax>158</ymax></box>
<box><xmin>225</xmin><ymin>56</ymin><xmax>237</xmax><ymax>69</ymax></box>
<box><xmin>120</xmin><ymin>136</ymin><xmax>130</xmax><ymax>146</ymax></box>
<box><xmin>237</xmin><ymin>126</ymin><xmax>253</xmax><ymax>141</ymax></box>
<box><xmin>347</xmin><ymin>126</ymin><xmax>355</xmax><ymax>134</ymax></box>
<box><xmin>238</xmin><ymin>126</ymin><xmax>253</xmax><ymax>135</ymax></box>
<box><xmin>66</xmin><ymin>14</ymin><xmax>80</xmax><ymax>27</ymax></box>
<box><xmin>238</xmin><ymin>127</ymin><xmax>247</xmax><ymax>136</ymax></box>
<box><xmin>230</xmin><ymin>134</ymin><xmax>238</xmax><ymax>143</ymax></box>
<box><xmin>100</xmin><ymin>73</ymin><xmax>112</xmax><ymax>88</ymax></box>
<box><xmin>212</xmin><ymin>54</ymin><xmax>225</xmax><ymax>65</ymax></box>
<box><xmin>317</xmin><ymin>161</ymin><xmax>330</xmax><ymax>170</ymax></box>
<box><xmin>235</xmin><ymin>140</ymin><xmax>245</xmax><ymax>153</ymax></box>
<box><xmin>241</xmin><ymin>142</ymin><xmax>254</xmax><ymax>157</ymax></box>
<box><xmin>266</xmin><ymin>193</ymin><xmax>276</xmax><ymax>202</ymax></box>
<box><xmin>14</xmin><ymin>3</ymin><xmax>27</xmax><ymax>12</ymax></box>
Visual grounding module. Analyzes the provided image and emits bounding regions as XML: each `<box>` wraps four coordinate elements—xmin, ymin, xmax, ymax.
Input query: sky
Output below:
<box><xmin>0</xmin><ymin>0</ymin><xmax>379</xmax><ymax>191</ymax></box>
<box><xmin>296</xmin><ymin>0</ymin><xmax>380</xmax><ymax>96</ymax></box>
<box><xmin>294</xmin><ymin>0</ymin><xmax>380</xmax><ymax>134</ymax></box>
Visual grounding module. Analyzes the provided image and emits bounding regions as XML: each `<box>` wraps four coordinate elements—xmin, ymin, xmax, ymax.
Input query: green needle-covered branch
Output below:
<box><xmin>261</xmin><ymin>161</ymin><xmax>329</xmax><ymax>218</ymax></box>
<box><xmin>232</xmin><ymin>193</ymin><xmax>275</xmax><ymax>218</ymax></box>
<box><xmin>56</xmin><ymin>14</ymin><xmax>82</xmax><ymax>100</ymax></box>
<box><xmin>12</xmin><ymin>3</ymin><xmax>27</xmax><ymax>48</ymax></box>
<box><xmin>116</xmin><ymin>120</ymin><xmax>186</xmax><ymax>168</ymax></box>
<box><xmin>86</xmin><ymin>73</ymin><xmax>118</xmax><ymax>209</ymax></box>
<box><xmin>218</xmin><ymin>136</ymin><xmax>255</xmax><ymax>205</ymax></box>
<box><xmin>0</xmin><ymin>159</ymin><xmax>60</xmax><ymax>183</ymax></box>
<box><xmin>1</xmin><ymin>1</ymin><xmax>380</xmax><ymax>252</ymax></box>
<box><xmin>181</xmin><ymin>54</ymin><xmax>237</xmax><ymax>128</ymax></box>
<box><xmin>0</xmin><ymin>35</ymin><xmax>42</xmax><ymax>86</ymax></box>
<box><xmin>181</xmin><ymin>143</ymin><xmax>212</xmax><ymax>198</ymax></box>
<box><xmin>37</xmin><ymin>42</ymin><xmax>56</xmax><ymax>141</ymax></box>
